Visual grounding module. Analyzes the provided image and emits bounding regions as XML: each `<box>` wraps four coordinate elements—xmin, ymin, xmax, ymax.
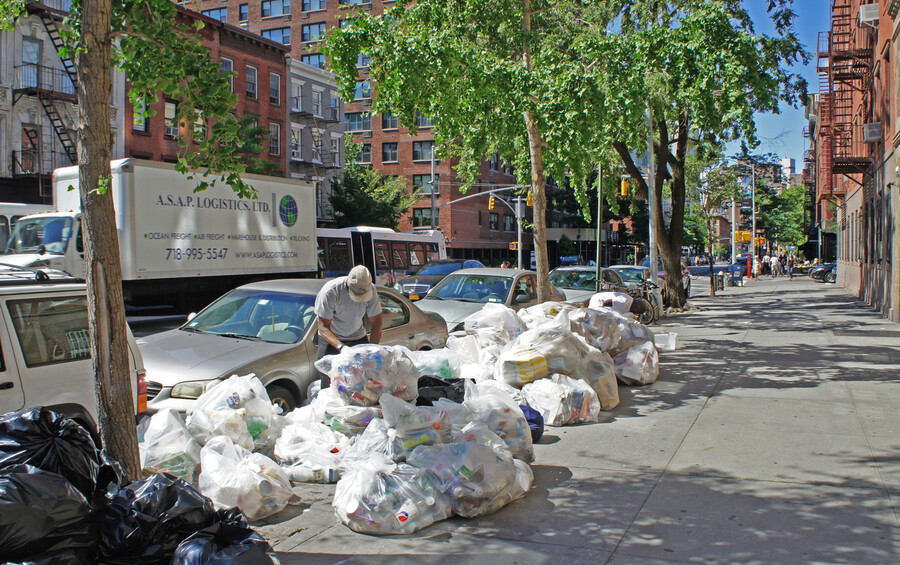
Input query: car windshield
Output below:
<box><xmin>415</xmin><ymin>262</ymin><xmax>462</xmax><ymax>276</ymax></box>
<box><xmin>6</xmin><ymin>216</ymin><xmax>73</xmax><ymax>255</ymax></box>
<box><xmin>613</xmin><ymin>268</ymin><xmax>646</xmax><ymax>283</ymax></box>
<box><xmin>182</xmin><ymin>289</ymin><xmax>316</xmax><ymax>344</ymax></box>
<box><xmin>426</xmin><ymin>273</ymin><xmax>512</xmax><ymax>303</ymax></box>
<box><xmin>549</xmin><ymin>269</ymin><xmax>596</xmax><ymax>290</ymax></box>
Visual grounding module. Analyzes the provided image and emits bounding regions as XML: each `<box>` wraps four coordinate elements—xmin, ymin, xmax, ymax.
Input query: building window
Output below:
<box><xmin>415</xmin><ymin>112</ymin><xmax>433</xmax><ymax>128</ymax></box>
<box><xmin>302</xmin><ymin>23</ymin><xmax>326</xmax><ymax>43</ymax></box>
<box><xmin>303</xmin><ymin>0</ymin><xmax>325</xmax><ymax>10</ymax></box>
<box><xmin>478</xmin><ymin>210</ymin><xmax>483</xmax><ymax>226</ymax></box>
<box><xmin>413</xmin><ymin>208</ymin><xmax>438</xmax><ymax>228</ymax></box>
<box><xmin>164</xmin><ymin>102</ymin><xmax>178</xmax><ymax>137</ymax></box>
<box><xmin>246</xmin><ymin>65</ymin><xmax>258</xmax><ymax>99</ymax></box>
<box><xmin>412</xmin><ymin>140</ymin><xmax>434</xmax><ymax>162</ymax></box>
<box><xmin>345</xmin><ymin>112</ymin><xmax>371</xmax><ymax>132</ymax></box>
<box><xmin>339</xmin><ymin>17</ymin><xmax>356</xmax><ymax>29</ymax></box>
<box><xmin>269</xmin><ymin>122</ymin><xmax>281</xmax><ymax>155</ymax></box>
<box><xmin>220</xmin><ymin>58</ymin><xmax>233</xmax><ymax>91</ymax></box>
<box><xmin>504</xmin><ymin>215</ymin><xmax>515</xmax><ymax>231</ymax></box>
<box><xmin>262</xmin><ymin>27</ymin><xmax>290</xmax><ymax>45</ymax></box>
<box><xmin>201</xmin><ymin>7</ymin><xmax>227</xmax><ymax>21</ymax></box>
<box><xmin>132</xmin><ymin>99</ymin><xmax>148</xmax><ymax>132</ymax></box>
<box><xmin>354</xmin><ymin>80</ymin><xmax>371</xmax><ymax>100</ymax></box>
<box><xmin>357</xmin><ymin>53</ymin><xmax>371</xmax><ymax>68</ymax></box>
<box><xmin>382</xmin><ymin>142</ymin><xmax>398</xmax><ymax>163</ymax></box>
<box><xmin>357</xmin><ymin>143</ymin><xmax>371</xmax><ymax>164</ymax></box>
<box><xmin>489</xmin><ymin>212</ymin><xmax>499</xmax><ymax>231</ymax></box>
<box><xmin>489</xmin><ymin>153</ymin><xmax>500</xmax><ymax>171</ymax></box>
<box><xmin>270</xmin><ymin>72</ymin><xmax>281</xmax><ymax>105</ymax></box>
<box><xmin>312</xmin><ymin>90</ymin><xmax>322</xmax><ymax>115</ymax></box>
<box><xmin>382</xmin><ymin>112</ymin><xmax>398</xmax><ymax>130</ymax></box>
<box><xmin>238</xmin><ymin>3</ymin><xmax>248</xmax><ymax>21</ymax></box>
<box><xmin>291</xmin><ymin>127</ymin><xmax>303</xmax><ymax>160</ymax></box>
<box><xmin>261</xmin><ymin>0</ymin><xmax>289</xmax><ymax>18</ymax></box>
<box><xmin>301</xmin><ymin>53</ymin><xmax>326</xmax><ymax>69</ymax></box>
<box><xmin>340</xmin><ymin>0</ymin><xmax>372</xmax><ymax>5</ymax></box>
<box><xmin>413</xmin><ymin>174</ymin><xmax>438</xmax><ymax>194</ymax></box>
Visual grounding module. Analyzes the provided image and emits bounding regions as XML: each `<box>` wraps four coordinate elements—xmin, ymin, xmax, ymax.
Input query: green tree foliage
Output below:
<box><xmin>329</xmin><ymin>141</ymin><xmax>418</xmax><ymax>229</ymax></box>
<box><xmin>235</xmin><ymin>115</ymin><xmax>281</xmax><ymax>176</ymax></box>
<box><xmin>770</xmin><ymin>183</ymin><xmax>808</xmax><ymax>249</ymax></box>
<box><xmin>558</xmin><ymin>234</ymin><xmax>576</xmax><ymax>256</ymax></box>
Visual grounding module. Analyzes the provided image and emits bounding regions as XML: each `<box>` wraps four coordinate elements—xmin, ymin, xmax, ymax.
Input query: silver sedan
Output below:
<box><xmin>138</xmin><ymin>279</ymin><xmax>448</xmax><ymax>413</ymax></box>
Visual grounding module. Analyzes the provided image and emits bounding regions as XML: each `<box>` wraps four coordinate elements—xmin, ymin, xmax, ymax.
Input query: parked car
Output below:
<box><xmin>549</xmin><ymin>266</ymin><xmax>627</xmax><ymax>305</ymax></box>
<box><xmin>809</xmin><ymin>263</ymin><xmax>837</xmax><ymax>282</ymax></box>
<box><xmin>0</xmin><ymin>267</ymin><xmax>147</xmax><ymax>440</ymax></box>
<box><xmin>415</xmin><ymin>268</ymin><xmax>566</xmax><ymax>332</ymax></box>
<box><xmin>394</xmin><ymin>259</ymin><xmax>486</xmax><ymax>300</ymax></box>
<box><xmin>642</xmin><ymin>257</ymin><xmax>692</xmax><ymax>300</ymax></box>
<box><xmin>139</xmin><ymin>279</ymin><xmax>448</xmax><ymax>414</ymax></box>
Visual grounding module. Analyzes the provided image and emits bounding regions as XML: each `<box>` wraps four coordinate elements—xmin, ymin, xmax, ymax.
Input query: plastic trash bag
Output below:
<box><xmin>198</xmin><ymin>436</ymin><xmax>294</xmax><ymax>521</ymax></box>
<box><xmin>495</xmin><ymin>322</ymin><xmax>587</xmax><ymax>387</ymax></box>
<box><xmin>569</xmin><ymin>307</ymin><xmax>623</xmax><ymax>352</ymax></box>
<box><xmin>614</xmin><ymin>341</ymin><xmax>660</xmax><ymax>385</ymax></box>
<box><xmin>339</xmin><ymin>418</ymin><xmax>404</xmax><ymax>471</ymax></box>
<box><xmin>462</xmin><ymin>303</ymin><xmax>525</xmax><ymax>348</ymax></box>
<box><xmin>431</xmin><ymin>398</ymin><xmax>472</xmax><ymax>433</ymax></box>
<box><xmin>522</xmin><ymin>378</ymin><xmax>576</xmax><ymax>427</ymax></box>
<box><xmin>407</xmin><ymin>422</ymin><xmax>532</xmax><ymax>518</ymax></box>
<box><xmin>99</xmin><ymin>472</ymin><xmax>220</xmax><ymax>564</ymax></box>
<box><xmin>0</xmin><ymin>407</ymin><xmax>99</xmax><ymax>499</ymax></box>
<box><xmin>320</xmin><ymin>391</ymin><xmax>383</xmax><ymax>436</ymax></box>
<box><xmin>316</xmin><ymin>344</ymin><xmax>418</xmax><ymax>406</ymax></box>
<box><xmin>0</xmin><ymin>464</ymin><xmax>96</xmax><ymax>563</ymax></box>
<box><xmin>588</xmin><ymin>292</ymin><xmax>634</xmax><ymax>315</ymax></box>
<box><xmin>140</xmin><ymin>409</ymin><xmax>201</xmax><ymax>483</ymax></box>
<box><xmin>551</xmin><ymin>374</ymin><xmax>601</xmax><ymax>423</ymax></box>
<box><xmin>416</xmin><ymin>376</ymin><xmax>466</xmax><ymax>407</ymax></box>
<box><xmin>613</xmin><ymin>320</ymin><xmax>655</xmax><ymax>356</ymax></box>
<box><xmin>187</xmin><ymin>375</ymin><xmax>279</xmax><ymax>452</ymax></box>
<box><xmin>583</xmin><ymin>348</ymin><xmax>620</xmax><ymax>410</ymax></box>
<box><xmin>380</xmin><ymin>394</ymin><xmax>452</xmax><ymax>455</ymax></box>
<box><xmin>408</xmin><ymin>349</ymin><xmax>463</xmax><ymax>380</ymax></box>
<box><xmin>464</xmin><ymin>380</ymin><xmax>534</xmax><ymax>463</ymax></box>
<box><xmin>171</xmin><ymin>519</ymin><xmax>279</xmax><ymax>565</ymax></box>
<box><xmin>274</xmin><ymin>422</ymin><xmax>346</xmax><ymax>484</ymax></box>
<box><xmin>445</xmin><ymin>334</ymin><xmax>481</xmax><ymax>364</ymax></box>
<box><xmin>458</xmin><ymin>362</ymin><xmax>493</xmax><ymax>381</ymax></box>
<box><xmin>519</xmin><ymin>405</ymin><xmax>544</xmax><ymax>443</ymax></box>
<box><xmin>333</xmin><ymin>453</ymin><xmax>452</xmax><ymax>535</ymax></box>
<box><xmin>518</xmin><ymin>302</ymin><xmax>576</xmax><ymax>330</ymax></box>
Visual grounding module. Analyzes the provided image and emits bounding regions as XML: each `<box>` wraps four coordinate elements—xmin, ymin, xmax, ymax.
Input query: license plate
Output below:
<box><xmin>409</xmin><ymin>294</ymin><xmax>420</xmax><ymax>300</ymax></box>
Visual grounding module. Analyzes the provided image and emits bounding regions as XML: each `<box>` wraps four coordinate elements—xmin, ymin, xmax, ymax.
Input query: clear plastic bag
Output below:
<box><xmin>462</xmin><ymin>303</ymin><xmax>524</xmax><ymax>348</ymax></box>
<box><xmin>463</xmin><ymin>380</ymin><xmax>534</xmax><ymax>463</ymax></box>
<box><xmin>583</xmin><ymin>348</ymin><xmax>620</xmax><ymax>410</ymax></box>
<box><xmin>315</xmin><ymin>344</ymin><xmax>418</xmax><ymax>406</ymax></box>
<box><xmin>274</xmin><ymin>422</ymin><xmax>347</xmax><ymax>484</ymax></box>
<box><xmin>518</xmin><ymin>302</ymin><xmax>576</xmax><ymax>330</ymax></box>
<box><xmin>198</xmin><ymin>436</ymin><xmax>294</xmax><ymax>521</ymax></box>
<box><xmin>614</xmin><ymin>341</ymin><xmax>660</xmax><ymax>385</ymax></box>
<box><xmin>551</xmin><ymin>374</ymin><xmax>601</xmax><ymax>423</ymax></box>
<box><xmin>407</xmin><ymin>349</ymin><xmax>463</xmax><ymax>380</ymax></box>
<box><xmin>323</xmin><ymin>400</ymin><xmax>383</xmax><ymax>436</ymax></box>
<box><xmin>495</xmin><ymin>322</ymin><xmax>587</xmax><ymax>387</ymax></box>
<box><xmin>380</xmin><ymin>394</ymin><xmax>452</xmax><ymax>455</ymax></box>
<box><xmin>339</xmin><ymin>418</ymin><xmax>404</xmax><ymax>472</ymax></box>
<box><xmin>333</xmin><ymin>454</ymin><xmax>452</xmax><ymax>535</ymax></box>
<box><xmin>613</xmin><ymin>320</ymin><xmax>656</xmax><ymax>356</ymax></box>
<box><xmin>140</xmin><ymin>408</ymin><xmax>201</xmax><ymax>483</ymax></box>
<box><xmin>407</xmin><ymin>422</ymin><xmax>532</xmax><ymax>518</ymax></box>
<box><xmin>187</xmin><ymin>375</ymin><xmax>279</xmax><ymax>452</ymax></box>
<box><xmin>445</xmin><ymin>334</ymin><xmax>481</xmax><ymax>364</ymax></box>
<box><xmin>522</xmin><ymin>378</ymin><xmax>576</xmax><ymax>427</ymax></box>
<box><xmin>569</xmin><ymin>307</ymin><xmax>623</xmax><ymax>352</ymax></box>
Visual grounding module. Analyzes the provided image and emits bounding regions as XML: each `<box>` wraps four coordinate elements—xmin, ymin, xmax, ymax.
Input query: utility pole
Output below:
<box><xmin>647</xmin><ymin>107</ymin><xmax>658</xmax><ymax>277</ymax></box>
<box><xmin>429</xmin><ymin>147</ymin><xmax>436</xmax><ymax>228</ymax></box>
<box><xmin>751</xmin><ymin>163</ymin><xmax>756</xmax><ymax>277</ymax></box>
<box><xmin>516</xmin><ymin>196</ymin><xmax>523</xmax><ymax>269</ymax></box>
<box><xmin>595</xmin><ymin>163</ymin><xmax>603</xmax><ymax>291</ymax></box>
<box><xmin>731</xmin><ymin>196</ymin><xmax>737</xmax><ymax>267</ymax></box>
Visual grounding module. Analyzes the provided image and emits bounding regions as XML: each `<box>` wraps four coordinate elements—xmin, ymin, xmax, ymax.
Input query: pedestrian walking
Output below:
<box><xmin>315</xmin><ymin>265</ymin><xmax>383</xmax><ymax>387</ymax></box>
<box><xmin>762</xmin><ymin>254</ymin><xmax>771</xmax><ymax>276</ymax></box>
<box><xmin>787</xmin><ymin>254</ymin><xmax>794</xmax><ymax>280</ymax></box>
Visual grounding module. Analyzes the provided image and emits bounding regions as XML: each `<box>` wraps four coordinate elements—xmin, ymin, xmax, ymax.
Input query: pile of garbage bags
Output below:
<box><xmin>0</xmin><ymin>406</ymin><xmax>279</xmax><ymax>564</ymax></box>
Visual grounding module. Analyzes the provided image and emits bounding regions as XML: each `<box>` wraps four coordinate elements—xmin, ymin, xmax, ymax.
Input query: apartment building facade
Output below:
<box><xmin>811</xmin><ymin>0</ymin><xmax>899</xmax><ymax>322</ymax></box>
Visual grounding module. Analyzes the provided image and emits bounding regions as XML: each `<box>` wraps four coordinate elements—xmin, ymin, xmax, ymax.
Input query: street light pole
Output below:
<box><xmin>595</xmin><ymin>163</ymin><xmax>603</xmax><ymax>291</ymax></box>
<box><xmin>516</xmin><ymin>196</ymin><xmax>523</xmax><ymax>269</ymax></box>
<box><xmin>751</xmin><ymin>163</ymin><xmax>756</xmax><ymax>277</ymax></box>
<box><xmin>731</xmin><ymin>196</ymin><xmax>737</xmax><ymax>266</ymax></box>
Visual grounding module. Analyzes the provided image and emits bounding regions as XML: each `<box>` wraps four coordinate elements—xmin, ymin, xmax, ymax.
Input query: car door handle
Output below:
<box><xmin>0</xmin><ymin>382</ymin><xmax>13</xmax><ymax>391</ymax></box>
<box><xmin>408</xmin><ymin>334</ymin><xmax>415</xmax><ymax>340</ymax></box>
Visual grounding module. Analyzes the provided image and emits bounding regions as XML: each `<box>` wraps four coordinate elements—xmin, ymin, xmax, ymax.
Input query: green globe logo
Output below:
<box><xmin>279</xmin><ymin>195</ymin><xmax>298</xmax><ymax>227</ymax></box>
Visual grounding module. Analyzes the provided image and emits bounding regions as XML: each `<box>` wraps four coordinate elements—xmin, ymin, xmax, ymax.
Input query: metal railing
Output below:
<box><xmin>29</xmin><ymin>0</ymin><xmax>72</xmax><ymax>13</ymax></box>
<box><xmin>13</xmin><ymin>64</ymin><xmax>75</xmax><ymax>96</ymax></box>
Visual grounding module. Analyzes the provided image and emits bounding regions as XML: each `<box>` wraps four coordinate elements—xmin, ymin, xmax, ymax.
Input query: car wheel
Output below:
<box><xmin>825</xmin><ymin>271</ymin><xmax>836</xmax><ymax>284</ymax></box>
<box><xmin>266</xmin><ymin>384</ymin><xmax>296</xmax><ymax>412</ymax></box>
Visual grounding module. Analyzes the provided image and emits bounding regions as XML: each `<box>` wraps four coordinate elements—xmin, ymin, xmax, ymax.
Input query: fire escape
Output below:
<box><xmin>816</xmin><ymin>0</ymin><xmax>875</xmax><ymax>200</ymax></box>
<box><xmin>11</xmin><ymin>0</ymin><xmax>78</xmax><ymax>178</ymax></box>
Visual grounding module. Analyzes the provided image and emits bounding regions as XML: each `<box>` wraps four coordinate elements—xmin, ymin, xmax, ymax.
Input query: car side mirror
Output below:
<box><xmin>515</xmin><ymin>293</ymin><xmax>529</xmax><ymax>304</ymax></box>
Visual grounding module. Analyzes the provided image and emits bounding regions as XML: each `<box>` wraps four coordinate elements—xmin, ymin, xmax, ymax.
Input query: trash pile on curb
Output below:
<box><xmin>0</xmin><ymin>300</ymin><xmax>671</xmax><ymax>550</ymax></box>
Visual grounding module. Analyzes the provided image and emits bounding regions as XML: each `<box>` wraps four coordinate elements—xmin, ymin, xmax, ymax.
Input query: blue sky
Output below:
<box><xmin>731</xmin><ymin>0</ymin><xmax>831</xmax><ymax>169</ymax></box>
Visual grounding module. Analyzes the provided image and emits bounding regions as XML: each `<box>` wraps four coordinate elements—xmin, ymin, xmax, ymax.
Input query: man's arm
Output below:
<box><xmin>318</xmin><ymin>317</ymin><xmax>344</xmax><ymax>349</ymax></box>
<box><xmin>368</xmin><ymin>313</ymin><xmax>383</xmax><ymax>344</ymax></box>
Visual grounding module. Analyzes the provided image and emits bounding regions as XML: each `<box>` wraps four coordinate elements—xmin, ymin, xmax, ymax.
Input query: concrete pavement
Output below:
<box><xmin>258</xmin><ymin>276</ymin><xmax>900</xmax><ymax>564</ymax></box>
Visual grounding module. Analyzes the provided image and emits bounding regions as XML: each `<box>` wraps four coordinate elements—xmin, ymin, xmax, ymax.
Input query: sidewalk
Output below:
<box><xmin>260</xmin><ymin>277</ymin><xmax>900</xmax><ymax>564</ymax></box>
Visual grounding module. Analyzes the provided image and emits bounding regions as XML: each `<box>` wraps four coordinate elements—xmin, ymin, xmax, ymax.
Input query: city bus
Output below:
<box><xmin>0</xmin><ymin>203</ymin><xmax>54</xmax><ymax>253</ymax></box>
<box><xmin>316</xmin><ymin>226</ymin><xmax>447</xmax><ymax>286</ymax></box>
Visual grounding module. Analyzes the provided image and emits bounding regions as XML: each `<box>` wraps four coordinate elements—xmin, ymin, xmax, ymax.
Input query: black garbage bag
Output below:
<box><xmin>519</xmin><ymin>404</ymin><xmax>544</xmax><ymax>443</ymax></box>
<box><xmin>415</xmin><ymin>376</ymin><xmax>465</xmax><ymax>407</ymax></box>
<box><xmin>2</xmin><ymin>549</ymin><xmax>90</xmax><ymax>565</ymax></box>
<box><xmin>0</xmin><ymin>464</ymin><xmax>96</xmax><ymax>562</ymax></box>
<box><xmin>99</xmin><ymin>472</ymin><xmax>221</xmax><ymax>564</ymax></box>
<box><xmin>170</xmin><ymin>521</ymin><xmax>279</xmax><ymax>565</ymax></box>
<box><xmin>0</xmin><ymin>407</ymin><xmax>99</xmax><ymax>499</ymax></box>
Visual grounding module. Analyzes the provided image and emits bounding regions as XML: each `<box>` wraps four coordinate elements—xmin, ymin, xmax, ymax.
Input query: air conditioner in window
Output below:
<box><xmin>859</xmin><ymin>3</ymin><xmax>880</xmax><ymax>25</ymax></box>
<box><xmin>863</xmin><ymin>122</ymin><xmax>882</xmax><ymax>142</ymax></box>
<box><xmin>164</xmin><ymin>125</ymin><xmax>179</xmax><ymax>138</ymax></box>
<box><xmin>362</xmin><ymin>131</ymin><xmax>372</xmax><ymax>138</ymax></box>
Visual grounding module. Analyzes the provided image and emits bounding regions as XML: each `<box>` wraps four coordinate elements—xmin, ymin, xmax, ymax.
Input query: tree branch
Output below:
<box><xmin>613</xmin><ymin>140</ymin><xmax>648</xmax><ymax>199</ymax></box>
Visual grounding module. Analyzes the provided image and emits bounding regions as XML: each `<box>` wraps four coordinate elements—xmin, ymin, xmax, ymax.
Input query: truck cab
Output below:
<box><xmin>2</xmin><ymin>212</ymin><xmax>83</xmax><ymax>277</ymax></box>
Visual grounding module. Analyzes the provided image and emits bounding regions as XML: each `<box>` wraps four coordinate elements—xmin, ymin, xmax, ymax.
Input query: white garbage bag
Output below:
<box><xmin>614</xmin><ymin>341</ymin><xmax>660</xmax><ymax>385</ymax></box>
<box><xmin>588</xmin><ymin>292</ymin><xmax>634</xmax><ymax>315</ymax></box>
<box><xmin>463</xmin><ymin>303</ymin><xmax>525</xmax><ymax>348</ymax></box>
<box><xmin>431</xmin><ymin>398</ymin><xmax>472</xmax><ymax>432</ymax></box>
<box><xmin>551</xmin><ymin>374</ymin><xmax>601</xmax><ymax>423</ymax></box>
<box><xmin>186</xmin><ymin>374</ymin><xmax>279</xmax><ymax>452</ymax></box>
<box><xmin>407</xmin><ymin>422</ymin><xmax>532</xmax><ymax>518</ymax></box>
<box><xmin>464</xmin><ymin>380</ymin><xmax>534</xmax><ymax>463</ymax></box>
<box><xmin>333</xmin><ymin>453</ymin><xmax>452</xmax><ymax>535</ymax></box>
<box><xmin>407</xmin><ymin>349</ymin><xmax>463</xmax><ymax>380</ymax></box>
<box><xmin>339</xmin><ymin>418</ymin><xmax>404</xmax><ymax>471</ymax></box>
<box><xmin>274</xmin><ymin>421</ymin><xmax>347</xmax><ymax>484</ymax></box>
<box><xmin>379</xmin><ymin>394</ymin><xmax>452</xmax><ymax>455</ymax></box>
<box><xmin>198</xmin><ymin>436</ymin><xmax>294</xmax><ymax>521</ymax></box>
<box><xmin>522</xmin><ymin>378</ymin><xmax>575</xmax><ymax>427</ymax></box>
<box><xmin>583</xmin><ymin>348</ymin><xmax>620</xmax><ymax>411</ymax></box>
<box><xmin>323</xmin><ymin>398</ymin><xmax>383</xmax><ymax>436</ymax></box>
<box><xmin>315</xmin><ymin>344</ymin><xmax>418</xmax><ymax>406</ymax></box>
<box><xmin>614</xmin><ymin>320</ymin><xmax>655</xmax><ymax>356</ymax></box>
<box><xmin>446</xmin><ymin>334</ymin><xmax>481</xmax><ymax>364</ymax></box>
<box><xmin>518</xmin><ymin>302</ymin><xmax>576</xmax><ymax>330</ymax></box>
<box><xmin>140</xmin><ymin>408</ymin><xmax>201</xmax><ymax>483</ymax></box>
<box><xmin>495</xmin><ymin>321</ymin><xmax>586</xmax><ymax>387</ymax></box>
<box><xmin>569</xmin><ymin>307</ymin><xmax>623</xmax><ymax>352</ymax></box>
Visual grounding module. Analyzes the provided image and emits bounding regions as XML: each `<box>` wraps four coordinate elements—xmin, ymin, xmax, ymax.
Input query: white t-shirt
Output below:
<box><xmin>314</xmin><ymin>277</ymin><xmax>382</xmax><ymax>341</ymax></box>
<box><xmin>589</xmin><ymin>292</ymin><xmax>634</xmax><ymax>315</ymax></box>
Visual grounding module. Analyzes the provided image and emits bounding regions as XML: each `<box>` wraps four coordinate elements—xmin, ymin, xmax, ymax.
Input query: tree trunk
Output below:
<box><xmin>78</xmin><ymin>0</ymin><xmax>141</xmax><ymax>480</ymax></box>
<box><xmin>707</xmin><ymin>219</ymin><xmax>716</xmax><ymax>297</ymax></box>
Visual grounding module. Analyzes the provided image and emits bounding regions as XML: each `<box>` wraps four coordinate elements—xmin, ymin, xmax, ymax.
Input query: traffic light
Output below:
<box><xmin>621</xmin><ymin>179</ymin><xmax>628</xmax><ymax>197</ymax></box>
<box><xmin>488</xmin><ymin>196</ymin><xmax>496</xmax><ymax>210</ymax></box>
<box><xmin>526</xmin><ymin>192</ymin><xmax>533</xmax><ymax>206</ymax></box>
<box><xmin>509</xmin><ymin>241</ymin><xmax>518</xmax><ymax>251</ymax></box>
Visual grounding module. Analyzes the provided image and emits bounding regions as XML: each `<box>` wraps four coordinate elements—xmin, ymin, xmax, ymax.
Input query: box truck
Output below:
<box><xmin>2</xmin><ymin>159</ymin><xmax>317</xmax><ymax>309</ymax></box>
